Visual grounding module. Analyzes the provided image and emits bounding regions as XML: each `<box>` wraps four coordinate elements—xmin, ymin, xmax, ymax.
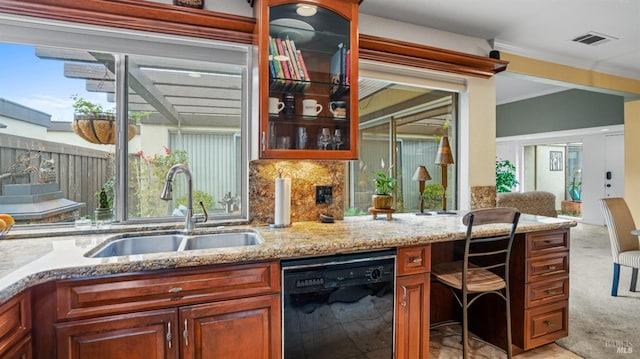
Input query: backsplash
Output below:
<box><xmin>249</xmin><ymin>160</ymin><xmax>345</xmax><ymax>224</ymax></box>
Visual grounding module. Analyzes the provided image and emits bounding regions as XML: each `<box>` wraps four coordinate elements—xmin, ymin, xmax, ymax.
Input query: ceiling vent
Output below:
<box><xmin>571</xmin><ymin>32</ymin><xmax>617</xmax><ymax>46</ymax></box>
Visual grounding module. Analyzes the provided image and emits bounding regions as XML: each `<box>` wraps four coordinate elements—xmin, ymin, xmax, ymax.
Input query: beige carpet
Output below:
<box><xmin>555</xmin><ymin>222</ymin><xmax>640</xmax><ymax>358</ymax></box>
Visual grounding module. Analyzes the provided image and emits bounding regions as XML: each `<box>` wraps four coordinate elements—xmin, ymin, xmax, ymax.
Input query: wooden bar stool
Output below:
<box><xmin>431</xmin><ymin>207</ymin><xmax>520</xmax><ymax>358</ymax></box>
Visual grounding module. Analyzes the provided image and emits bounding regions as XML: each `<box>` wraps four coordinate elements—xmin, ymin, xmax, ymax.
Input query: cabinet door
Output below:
<box><xmin>395</xmin><ymin>273</ymin><xmax>430</xmax><ymax>359</ymax></box>
<box><xmin>55</xmin><ymin>309</ymin><xmax>178</xmax><ymax>359</ymax></box>
<box><xmin>258</xmin><ymin>0</ymin><xmax>359</xmax><ymax>159</ymax></box>
<box><xmin>179</xmin><ymin>294</ymin><xmax>280</xmax><ymax>359</ymax></box>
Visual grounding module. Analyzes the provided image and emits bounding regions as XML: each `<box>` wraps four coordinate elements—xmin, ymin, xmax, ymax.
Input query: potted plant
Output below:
<box><xmin>496</xmin><ymin>158</ymin><xmax>519</xmax><ymax>193</ymax></box>
<box><xmin>94</xmin><ymin>186</ymin><xmax>114</xmax><ymax>224</ymax></box>
<box><xmin>70</xmin><ymin>94</ymin><xmax>137</xmax><ymax>144</ymax></box>
<box><xmin>372</xmin><ymin>171</ymin><xmax>397</xmax><ymax>209</ymax></box>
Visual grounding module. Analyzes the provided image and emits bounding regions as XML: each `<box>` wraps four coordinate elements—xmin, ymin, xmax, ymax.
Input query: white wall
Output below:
<box><xmin>497</xmin><ymin>125</ymin><xmax>623</xmax><ymax>225</ymax></box>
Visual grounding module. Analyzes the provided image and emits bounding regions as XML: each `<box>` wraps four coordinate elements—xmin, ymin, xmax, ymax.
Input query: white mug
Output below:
<box><xmin>268</xmin><ymin>97</ymin><xmax>285</xmax><ymax>114</ymax></box>
<box><xmin>302</xmin><ymin>99</ymin><xmax>323</xmax><ymax>117</ymax></box>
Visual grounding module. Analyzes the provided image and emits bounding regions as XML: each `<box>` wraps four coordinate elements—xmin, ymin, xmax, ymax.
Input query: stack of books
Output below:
<box><xmin>269</xmin><ymin>36</ymin><xmax>311</xmax><ymax>91</ymax></box>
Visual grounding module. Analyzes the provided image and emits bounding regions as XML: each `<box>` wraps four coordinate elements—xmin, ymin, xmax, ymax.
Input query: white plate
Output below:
<box><xmin>270</xmin><ymin>18</ymin><xmax>315</xmax><ymax>43</ymax></box>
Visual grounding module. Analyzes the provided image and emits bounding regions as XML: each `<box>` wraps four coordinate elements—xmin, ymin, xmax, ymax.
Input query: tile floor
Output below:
<box><xmin>430</xmin><ymin>325</ymin><xmax>583</xmax><ymax>358</ymax></box>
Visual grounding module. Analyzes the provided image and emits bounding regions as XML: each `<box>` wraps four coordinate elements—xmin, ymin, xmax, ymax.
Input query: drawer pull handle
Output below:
<box><xmin>543</xmin><ymin>320</ymin><xmax>555</xmax><ymax>327</ymax></box>
<box><xmin>543</xmin><ymin>240</ymin><xmax>553</xmax><ymax>244</ymax></box>
<box><xmin>411</xmin><ymin>257</ymin><xmax>423</xmax><ymax>264</ymax></box>
<box><xmin>169</xmin><ymin>287</ymin><xmax>183</xmax><ymax>294</ymax></box>
<box><xmin>183</xmin><ymin>319</ymin><xmax>189</xmax><ymax>346</ymax></box>
<box><xmin>401</xmin><ymin>286</ymin><xmax>407</xmax><ymax>307</ymax></box>
<box><xmin>547</xmin><ymin>265</ymin><xmax>558</xmax><ymax>270</ymax></box>
<box><xmin>545</xmin><ymin>289</ymin><xmax>559</xmax><ymax>295</ymax></box>
<box><xmin>167</xmin><ymin>322</ymin><xmax>172</xmax><ymax>349</ymax></box>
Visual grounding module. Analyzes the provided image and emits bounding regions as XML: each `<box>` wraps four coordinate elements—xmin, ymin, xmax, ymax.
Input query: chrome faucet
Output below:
<box><xmin>160</xmin><ymin>164</ymin><xmax>207</xmax><ymax>231</ymax></box>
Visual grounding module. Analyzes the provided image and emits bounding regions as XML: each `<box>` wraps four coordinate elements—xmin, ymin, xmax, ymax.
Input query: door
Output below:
<box><xmin>179</xmin><ymin>294</ymin><xmax>280</xmax><ymax>359</ymax></box>
<box><xmin>604</xmin><ymin>134</ymin><xmax>624</xmax><ymax>198</ymax></box>
<box><xmin>55</xmin><ymin>309</ymin><xmax>178</xmax><ymax>359</ymax></box>
<box><xmin>395</xmin><ymin>273</ymin><xmax>430</xmax><ymax>359</ymax></box>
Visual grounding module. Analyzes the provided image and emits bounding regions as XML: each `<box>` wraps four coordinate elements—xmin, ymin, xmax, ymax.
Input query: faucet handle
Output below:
<box><xmin>197</xmin><ymin>201</ymin><xmax>208</xmax><ymax>223</ymax></box>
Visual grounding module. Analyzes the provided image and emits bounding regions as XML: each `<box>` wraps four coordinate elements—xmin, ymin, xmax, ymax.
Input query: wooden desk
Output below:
<box><xmin>430</xmin><ymin>228</ymin><xmax>570</xmax><ymax>354</ymax></box>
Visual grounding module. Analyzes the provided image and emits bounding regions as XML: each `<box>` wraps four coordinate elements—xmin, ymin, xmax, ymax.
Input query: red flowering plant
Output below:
<box><xmin>131</xmin><ymin>146</ymin><xmax>188</xmax><ymax>217</ymax></box>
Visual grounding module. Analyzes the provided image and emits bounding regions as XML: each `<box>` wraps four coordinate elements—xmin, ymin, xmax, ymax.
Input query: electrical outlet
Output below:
<box><xmin>315</xmin><ymin>185</ymin><xmax>333</xmax><ymax>204</ymax></box>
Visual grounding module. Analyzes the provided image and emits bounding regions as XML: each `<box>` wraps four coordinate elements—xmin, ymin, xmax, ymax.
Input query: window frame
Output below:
<box><xmin>0</xmin><ymin>13</ymin><xmax>254</xmax><ymax>226</ymax></box>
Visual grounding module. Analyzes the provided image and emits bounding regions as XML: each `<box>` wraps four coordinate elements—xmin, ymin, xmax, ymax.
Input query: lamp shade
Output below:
<box><xmin>412</xmin><ymin>165</ymin><xmax>431</xmax><ymax>181</ymax></box>
<box><xmin>435</xmin><ymin>136</ymin><xmax>455</xmax><ymax>165</ymax></box>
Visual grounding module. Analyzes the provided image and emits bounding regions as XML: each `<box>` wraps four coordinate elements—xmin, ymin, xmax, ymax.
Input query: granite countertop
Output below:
<box><xmin>0</xmin><ymin>213</ymin><xmax>576</xmax><ymax>304</ymax></box>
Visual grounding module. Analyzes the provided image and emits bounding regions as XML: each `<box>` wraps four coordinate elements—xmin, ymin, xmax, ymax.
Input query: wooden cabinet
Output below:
<box><xmin>55</xmin><ymin>309</ymin><xmax>178</xmax><ymax>359</ymax></box>
<box><xmin>257</xmin><ymin>0</ymin><xmax>359</xmax><ymax>159</ymax></box>
<box><xmin>0</xmin><ymin>290</ymin><xmax>31</xmax><ymax>359</ymax></box>
<box><xmin>395</xmin><ymin>245</ymin><xmax>431</xmax><ymax>359</ymax></box>
<box><xmin>180</xmin><ymin>294</ymin><xmax>280</xmax><ymax>359</ymax></box>
<box><xmin>53</xmin><ymin>262</ymin><xmax>280</xmax><ymax>359</ymax></box>
<box><xmin>511</xmin><ymin>229</ymin><xmax>570</xmax><ymax>351</ymax></box>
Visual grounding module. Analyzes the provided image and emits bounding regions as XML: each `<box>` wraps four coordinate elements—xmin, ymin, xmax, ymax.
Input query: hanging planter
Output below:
<box><xmin>70</xmin><ymin>94</ymin><xmax>136</xmax><ymax>145</ymax></box>
<box><xmin>72</xmin><ymin>113</ymin><xmax>136</xmax><ymax>145</ymax></box>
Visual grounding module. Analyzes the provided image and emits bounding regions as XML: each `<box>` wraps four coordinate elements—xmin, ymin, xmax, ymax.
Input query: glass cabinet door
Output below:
<box><xmin>258</xmin><ymin>0</ymin><xmax>359</xmax><ymax>159</ymax></box>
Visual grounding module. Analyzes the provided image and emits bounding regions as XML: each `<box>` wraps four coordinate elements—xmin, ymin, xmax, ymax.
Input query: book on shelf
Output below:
<box><xmin>275</xmin><ymin>37</ymin><xmax>292</xmax><ymax>81</ymax></box>
<box><xmin>330</xmin><ymin>43</ymin><xmax>348</xmax><ymax>95</ymax></box>
<box><xmin>296</xmin><ymin>50</ymin><xmax>310</xmax><ymax>82</ymax></box>
<box><xmin>269</xmin><ymin>36</ymin><xmax>285</xmax><ymax>81</ymax></box>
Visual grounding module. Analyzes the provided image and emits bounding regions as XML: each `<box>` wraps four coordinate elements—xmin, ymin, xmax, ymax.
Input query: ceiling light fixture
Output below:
<box><xmin>296</xmin><ymin>4</ymin><xmax>317</xmax><ymax>17</ymax></box>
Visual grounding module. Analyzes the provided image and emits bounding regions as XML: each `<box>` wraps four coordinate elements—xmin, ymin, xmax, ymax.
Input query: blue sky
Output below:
<box><xmin>0</xmin><ymin>42</ymin><xmax>112</xmax><ymax>122</ymax></box>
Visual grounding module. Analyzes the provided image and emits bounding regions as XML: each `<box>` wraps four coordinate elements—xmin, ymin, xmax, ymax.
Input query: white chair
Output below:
<box><xmin>599</xmin><ymin>198</ymin><xmax>640</xmax><ymax>296</ymax></box>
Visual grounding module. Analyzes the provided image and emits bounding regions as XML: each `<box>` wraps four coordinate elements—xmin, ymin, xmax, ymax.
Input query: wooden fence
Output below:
<box><xmin>0</xmin><ymin>133</ymin><xmax>111</xmax><ymax>219</ymax></box>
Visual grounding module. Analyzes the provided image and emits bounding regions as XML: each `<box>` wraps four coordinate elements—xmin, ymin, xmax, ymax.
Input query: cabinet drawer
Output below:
<box><xmin>397</xmin><ymin>245</ymin><xmax>431</xmax><ymax>275</ymax></box>
<box><xmin>526</xmin><ymin>253</ymin><xmax>569</xmax><ymax>282</ymax></box>
<box><xmin>526</xmin><ymin>230</ymin><xmax>569</xmax><ymax>257</ymax></box>
<box><xmin>56</xmin><ymin>262</ymin><xmax>279</xmax><ymax>320</ymax></box>
<box><xmin>524</xmin><ymin>300</ymin><xmax>568</xmax><ymax>349</ymax></box>
<box><xmin>0</xmin><ymin>290</ymin><xmax>31</xmax><ymax>356</ymax></box>
<box><xmin>525</xmin><ymin>276</ymin><xmax>569</xmax><ymax>308</ymax></box>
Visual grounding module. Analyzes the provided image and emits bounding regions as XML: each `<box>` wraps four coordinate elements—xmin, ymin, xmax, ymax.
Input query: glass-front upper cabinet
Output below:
<box><xmin>258</xmin><ymin>0</ymin><xmax>359</xmax><ymax>159</ymax></box>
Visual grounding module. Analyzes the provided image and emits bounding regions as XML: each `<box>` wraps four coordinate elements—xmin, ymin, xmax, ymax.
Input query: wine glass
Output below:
<box><xmin>319</xmin><ymin>128</ymin><xmax>332</xmax><ymax>150</ymax></box>
<box><xmin>333</xmin><ymin>128</ymin><xmax>343</xmax><ymax>150</ymax></box>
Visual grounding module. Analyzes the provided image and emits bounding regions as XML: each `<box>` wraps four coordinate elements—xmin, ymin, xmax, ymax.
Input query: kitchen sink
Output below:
<box><xmin>86</xmin><ymin>230</ymin><xmax>263</xmax><ymax>258</ymax></box>
<box><xmin>182</xmin><ymin>232</ymin><xmax>262</xmax><ymax>250</ymax></box>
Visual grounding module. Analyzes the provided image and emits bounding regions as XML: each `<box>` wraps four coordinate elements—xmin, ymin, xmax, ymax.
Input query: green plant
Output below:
<box><xmin>176</xmin><ymin>190</ymin><xmax>214</xmax><ymax>214</ymax></box>
<box><xmin>71</xmin><ymin>94</ymin><xmax>114</xmax><ymax>115</ymax></box>
<box><xmin>132</xmin><ymin>146</ymin><xmax>189</xmax><ymax>217</ymax></box>
<box><xmin>97</xmin><ymin>188</ymin><xmax>110</xmax><ymax>209</ymax></box>
<box><xmin>422</xmin><ymin>184</ymin><xmax>444</xmax><ymax>210</ymax></box>
<box><xmin>129</xmin><ymin>111</ymin><xmax>152</xmax><ymax>124</ymax></box>
<box><xmin>372</xmin><ymin>171</ymin><xmax>397</xmax><ymax>195</ymax></box>
<box><xmin>496</xmin><ymin>158</ymin><xmax>519</xmax><ymax>193</ymax></box>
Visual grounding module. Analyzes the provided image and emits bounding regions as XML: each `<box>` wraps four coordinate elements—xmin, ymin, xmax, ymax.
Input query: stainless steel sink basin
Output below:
<box><xmin>182</xmin><ymin>232</ymin><xmax>263</xmax><ymax>250</ymax></box>
<box><xmin>86</xmin><ymin>230</ymin><xmax>263</xmax><ymax>258</ymax></box>
<box><xmin>88</xmin><ymin>234</ymin><xmax>184</xmax><ymax>258</ymax></box>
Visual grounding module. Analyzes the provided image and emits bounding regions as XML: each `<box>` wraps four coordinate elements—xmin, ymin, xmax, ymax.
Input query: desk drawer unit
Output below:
<box><xmin>512</xmin><ymin>229</ymin><xmax>570</xmax><ymax>351</ymax></box>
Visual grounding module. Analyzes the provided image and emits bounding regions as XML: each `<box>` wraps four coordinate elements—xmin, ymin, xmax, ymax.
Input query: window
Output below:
<box><xmin>0</xmin><ymin>18</ymin><xmax>252</xmax><ymax>226</ymax></box>
<box><xmin>349</xmin><ymin>74</ymin><xmax>458</xmax><ymax>214</ymax></box>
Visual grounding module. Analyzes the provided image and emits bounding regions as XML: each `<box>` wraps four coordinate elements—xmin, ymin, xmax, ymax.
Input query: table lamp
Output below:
<box><xmin>412</xmin><ymin>165</ymin><xmax>431</xmax><ymax>215</ymax></box>
<box><xmin>435</xmin><ymin>135</ymin><xmax>455</xmax><ymax>214</ymax></box>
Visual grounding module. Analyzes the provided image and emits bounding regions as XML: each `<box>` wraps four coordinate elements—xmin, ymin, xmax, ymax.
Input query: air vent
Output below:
<box><xmin>571</xmin><ymin>32</ymin><xmax>617</xmax><ymax>46</ymax></box>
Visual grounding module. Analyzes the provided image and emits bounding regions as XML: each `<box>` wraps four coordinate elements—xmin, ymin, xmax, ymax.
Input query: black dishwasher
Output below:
<box><xmin>281</xmin><ymin>249</ymin><xmax>396</xmax><ymax>359</ymax></box>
